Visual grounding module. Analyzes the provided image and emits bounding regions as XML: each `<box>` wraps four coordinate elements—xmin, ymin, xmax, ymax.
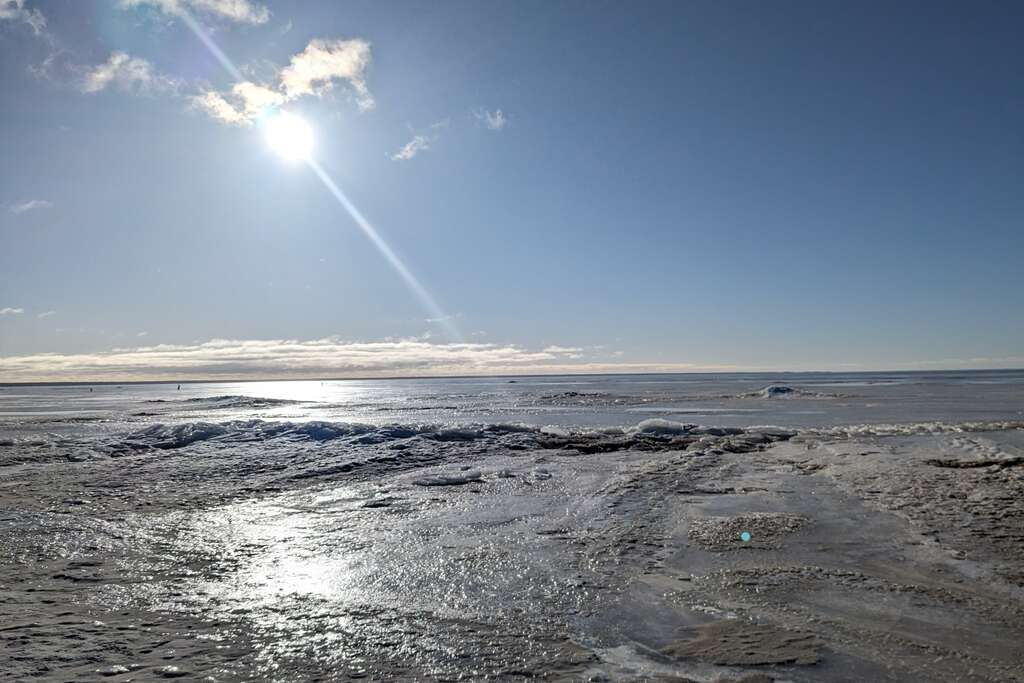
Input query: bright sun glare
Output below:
<box><xmin>264</xmin><ymin>112</ymin><xmax>314</xmax><ymax>161</ymax></box>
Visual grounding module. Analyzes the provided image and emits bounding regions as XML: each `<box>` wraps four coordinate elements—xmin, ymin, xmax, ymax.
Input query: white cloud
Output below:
<box><xmin>137</xmin><ymin>331</ymin><xmax>149</xmax><ymax>337</ymax></box>
<box><xmin>543</xmin><ymin>345</ymin><xmax>584</xmax><ymax>354</ymax></box>
<box><xmin>279</xmin><ymin>39</ymin><xmax>373</xmax><ymax>109</ymax></box>
<box><xmin>232</xmin><ymin>81</ymin><xmax>285</xmax><ymax>112</ymax></box>
<box><xmin>37</xmin><ymin>310</ymin><xmax>56</xmax><ymax>318</ymax></box>
<box><xmin>391</xmin><ymin>134</ymin><xmax>432</xmax><ymax>161</ymax></box>
<box><xmin>120</xmin><ymin>0</ymin><xmax>270</xmax><ymax>25</ymax></box>
<box><xmin>0</xmin><ymin>307</ymin><xmax>24</xmax><ymax>316</ymax></box>
<box><xmin>0</xmin><ymin>337</ymin><xmax>722</xmax><ymax>382</ymax></box>
<box><xmin>0</xmin><ymin>0</ymin><xmax>46</xmax><ymax>35</ymax></box>
<box><xmin>542</xmin><ymin>345</ymin><xmax>584</xmax><ymax>359</ymax></box>
<box><xmin>474</xmin><ymin>108</ymin><xmax>508</xmax><ymax>131</ymax></box>
<box><xmin>8</xmin><ymin>199</ymin><xmax>52</xmax><ymax>214</ymax></box>
<box><xmin>194</xmin><ymin>38</ymin><xmax>374</xmax><ymax>126</ymax></box>
<box><xmin>191</xmin><ymin>81</ymin><xmax>284</xmax><ymax>126</ymax></box>
<box><xmin>191</xmin><ymin>90</ymin><xmax>247</xmax><ymax>125</ymax></box>
<box><xmin>80</xmin><ymin>52</ymin><xmax>177</xmax><ymax>94</ymax></box>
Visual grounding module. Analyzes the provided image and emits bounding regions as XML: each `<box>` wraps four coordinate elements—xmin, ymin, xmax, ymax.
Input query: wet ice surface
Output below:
<box><xmin>2</xmin><ymin>372</ymin><xmax>1024</xmax><ymax>681</ymax></box>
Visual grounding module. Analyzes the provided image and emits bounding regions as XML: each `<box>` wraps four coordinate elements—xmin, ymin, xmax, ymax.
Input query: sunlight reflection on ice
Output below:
<box><xmin>188</xmin><ymin>493</ymin><xmax>365</xmax><ymax>610</ymax></box>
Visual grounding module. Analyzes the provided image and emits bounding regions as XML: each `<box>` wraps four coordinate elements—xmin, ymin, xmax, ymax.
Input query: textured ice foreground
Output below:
<box><xmin>1</xmin><ymin>371</ymin><xmax>1023</xmax><ymax>681</ymax></box>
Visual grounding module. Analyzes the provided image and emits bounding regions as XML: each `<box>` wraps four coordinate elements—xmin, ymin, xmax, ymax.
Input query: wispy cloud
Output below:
<box><xmin>194</xmin><ymin>38</ymin><xmax>373</xmax><ymax>126</ymax></box>
<box><xmin>8</xmin><ymin>199</ymin><xmax>52</xmax><ymax>214</ymax></box>
<box><xmin>390</xmin><ymin>120</ymin><xmax>448</xmax><ymax>161</ymax></box>
<box><xmin>0</xmin><ymin>0</ymin><xmax>46</xmax><ymax>36</ymax></box>
<box><xmin>391</xmin><ymin>134</ymin><xmax>432</xmax><ymax>161</ymax></box>
<box><xmin>36</xmin><ymin>310</ymin><xmax>56</xmax><ymax>319</ymax></box>
<box><xmin>120</xmin><ymin>0</ymin><xmax>270</xmax><ymax>25</ymax></box>
<box><xmin>425</xmin><ymin>313</ymin><xmax>462</xmax><ymax>324</ymax></box>
<box><xmin>474</xmin><ymin>108</ymin><xmax>508</xmax><ymax>131</ymax></box>
<box><xmin>0</xmin><ymin>337</ymin><xmax>721</xmax><ymax>382</ymax></box>
<box><xmin>80</xmin><ymin>52</ymin><xmax>178</xmax><ymax>94</ymax></box>
<box><xmin>0</xmin><ymin>307</ymin><xmax>24</xmax><ymax>316</ymax></box>
<box><xmin>28</xmin><ymin>49</ymin><xmax>70</xmax><ymax>82</ymax></box>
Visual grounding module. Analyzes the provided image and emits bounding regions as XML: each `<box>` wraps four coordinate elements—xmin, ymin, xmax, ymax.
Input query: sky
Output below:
<box><xmin>1</xmin><ymin>0</ymin><xmax>1023</xmax><ymax>382</ymax></box>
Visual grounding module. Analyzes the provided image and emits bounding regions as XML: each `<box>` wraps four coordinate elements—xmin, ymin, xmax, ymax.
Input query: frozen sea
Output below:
<box><xmin>2</xmin><ymin>371</ymin><xmax>1023</xmax><ymax>682</ymax></box>
<box><xmin>3</xmin><ymin>369</ymin><xmax>1023</xmax><ymax>436</ymax></box>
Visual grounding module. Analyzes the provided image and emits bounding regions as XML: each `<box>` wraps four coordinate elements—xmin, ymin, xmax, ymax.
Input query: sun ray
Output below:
<box><xmin>179</xmin><ymin>11</ymin><xmax>244</xmax><ymax>82</ymax></box>
<box><xmin>177</xmin><ymin>11</ymin><xmax>462</xmax><ymax>342</ymax></box>
<box><xmin>307</xmin><ymin>158</ymin><xmax>463</xmax><ymax>342</ymax></box>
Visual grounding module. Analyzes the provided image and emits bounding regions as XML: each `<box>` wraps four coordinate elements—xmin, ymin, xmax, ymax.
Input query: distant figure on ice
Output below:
<box><xmin>177</xmin><ymin>384</ymin><xmax>181</xmax><ymax>390</ymax></box>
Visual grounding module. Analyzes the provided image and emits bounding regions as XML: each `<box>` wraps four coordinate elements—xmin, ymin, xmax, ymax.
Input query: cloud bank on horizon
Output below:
<box><xmin>0</xmin><ymin>338</ymin><xmax>726</xmax><ymax>382</ymax></box>
<box><xmin>0</xmin><ymin>335</ymin><xmax>1021</xmax><ymax>383</ymax></box>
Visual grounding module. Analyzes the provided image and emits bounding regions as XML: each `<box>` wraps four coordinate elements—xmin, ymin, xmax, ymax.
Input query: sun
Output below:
<box><xmin>264</xmin><ymin>112</ymin><xmax>314</xmax><ymax>161</ymax></box>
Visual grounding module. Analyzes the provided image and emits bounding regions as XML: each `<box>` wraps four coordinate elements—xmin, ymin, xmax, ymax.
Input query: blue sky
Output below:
<box><xmin>1</xmin><ymin>0</ymin><xmax>1022</xmax><ymax>381</ymax></box>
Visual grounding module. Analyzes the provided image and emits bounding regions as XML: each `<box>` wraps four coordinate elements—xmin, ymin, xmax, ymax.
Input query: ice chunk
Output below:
<box><xmin>412</xmin><ymin>471</ymin><xmax>483</xmax><ymax>486</ymax></box>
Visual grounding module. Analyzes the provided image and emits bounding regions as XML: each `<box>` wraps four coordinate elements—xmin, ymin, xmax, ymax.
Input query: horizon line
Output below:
<box><xmin>2</xmin><ymin>366</ymin><xmax>1020</xmax><ymax>388</ymax></box>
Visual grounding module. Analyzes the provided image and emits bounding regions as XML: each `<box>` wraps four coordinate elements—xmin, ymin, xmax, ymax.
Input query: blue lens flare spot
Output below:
<box><xmin>740</xmin><ymin>531</ymin><xmax>752</xmax><ymax>542</ymax></box>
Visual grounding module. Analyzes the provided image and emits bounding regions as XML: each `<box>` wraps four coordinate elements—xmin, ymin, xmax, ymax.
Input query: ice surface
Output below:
<box><xmin>2</xmin><ymin>371</ymin><xmax>1024</xmax><ymax>680</ymax></box>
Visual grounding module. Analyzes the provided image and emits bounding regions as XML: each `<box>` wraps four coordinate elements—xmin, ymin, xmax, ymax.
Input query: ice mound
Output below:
<box><xmin>123</xmin><ymin>420</ymin><xmax>382</xmax><ymax>450</ymax></box>
<box><xmin>806</xmin><ymin>420</ymin><xmax>1024</xmax><ymax>439</ymax></box>
<box><xmin>629</xmin><ymin>418</ymin><xmax>695</xmax><ymax>435</ymax></box>
<box><xmin>115</xmin><ymin>419</ymin><xmax>546</xmax><ymax>452</ymax></box>
<box><xmin>735</xmin><ymin>385</ymin><xmax>842</xmax><ymax>400</ymax></box>
<box><xmin>690</xmin><ymin>426</ymin><xmax>745</xmax><ymax>436</ymax></box>
<box><xmin>741</xmin><ymin>384</ymin><xmax>804</xmax><ymax>399</ymax></box>
<box><xmin>127</xmin><ymin>421</ymin><xmax>232</xmax><ymax>449</ymax></box>
<box><xmin>88</xmin><ymin>416</ymin><xmax>1024</xmax><ymax>461</ymax></box>
<box><xmin>287</xmin><ymin>421</ymin><xmax>379</xmax><ymax>441</ymax></box>
<box><xmin>484</xmin><ymin>423</ymin><xmax>537</xmax><ymax>434</ymax></box>
<box><xmin>429</xmin><ymin>427</ymin><xmax>484</xmax><ymax>441</ymax></box>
